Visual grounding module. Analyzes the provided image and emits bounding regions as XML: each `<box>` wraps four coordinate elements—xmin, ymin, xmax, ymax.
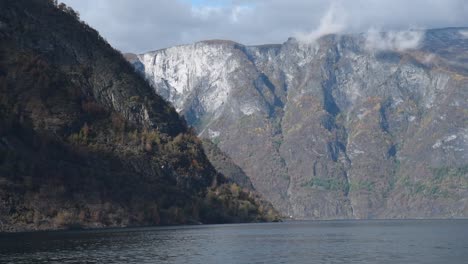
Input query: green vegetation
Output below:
<box><xmin>301</xmin><ymin>177</ymin><xmax>349</xmax><ymax>192</ymax></box>
<box><xmin>396</xmin><ymin>165</ymin><xmax>468</xmax><ymax>199</ymax></box>
<box><xmin>211</xmin><ymin>136</ymin><xmax>221</xmax><ymax>146</ymax></box>
<box><xmin>201</xmin><ymin>139</ymin><xmax>255</xmax><ymax>190</ymax></box>
<box><xmin>273</xmin><ymin>138</ymin><xmax>283</xmax><ymax>150</ymax></box>
<box><xmin>349</xmin><ymin>180</ymin><xmax>375</xmax><ymax>192</ymax></box>
<box><xmin>431</xmin><ymin>166</ymin><xmax>468</xmax><ymax>181</ymax></box>
<box><xmin>0</xmin><ymin>0</ymin><xmax>279</xmax><ymax>232</ymax></box>
<box><xmin>200</xmin><ymin>183</ymin><xmax>280</xmax><ymax>223</ymax></box>
<box><xmin>405</xmin><ymin>179</ymin><xmax>450</xmax><ymax>199</ymax></box>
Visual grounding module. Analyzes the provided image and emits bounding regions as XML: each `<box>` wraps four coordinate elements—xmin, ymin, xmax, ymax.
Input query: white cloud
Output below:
<box><xmin>192</xmin><ymin>6</ymin><xmax>223</xmax><ymax>20</ymax></box>
<box><xmin>230</xmin><ymin>6</ymin><xmax>252</xmax><ymax>23</ymax></box>
<box><xmin>295</xmin><ymin>2</ymin><xmax>347</xmax><ymax>43</ymax></box>
<box><xmin>365</xmin><ymin>28</ymin><xmax>425</xmax><ymax>52</ymax></box>
<box><xmin>422</xmin><ymin>53</ymin><xmax>436</xmax><ymax>64</ymax></box>
<box><xmin>61</xmin><ymin>0</ymin><xmax>468</xmax><ymax>53</ymax></box>
<box><xmin>460</xmin><ymin>30</ymin><xmax>468</xmax><ymax>38</ymax></box>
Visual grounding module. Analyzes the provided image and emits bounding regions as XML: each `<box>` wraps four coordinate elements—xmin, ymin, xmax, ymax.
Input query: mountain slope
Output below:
<box><xmin>136</xmin><ymin>29</ymin><xmax>468</xmax><ymax>219</ymax></box>
<box><xmin>0</xmin><ymin>0</ymin><xmax>278</xmax><ymax>232</ymax></box>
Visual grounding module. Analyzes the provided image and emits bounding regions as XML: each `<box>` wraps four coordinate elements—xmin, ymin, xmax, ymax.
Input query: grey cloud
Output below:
<box><xmin>61</xmin><ymin>0</ymin><xmax>468</xmax><ymax>53</ymax></box>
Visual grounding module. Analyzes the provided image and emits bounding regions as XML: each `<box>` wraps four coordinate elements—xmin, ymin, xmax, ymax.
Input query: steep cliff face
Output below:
<box><xmin>0</xmin><ymin>0</ymin><xmax>278</xmax><ymax>232</ymax></box>
<box><xmin>136</xmin><ymin>28</ymin><xmax>468</xmax><ymax>219</ymax></box>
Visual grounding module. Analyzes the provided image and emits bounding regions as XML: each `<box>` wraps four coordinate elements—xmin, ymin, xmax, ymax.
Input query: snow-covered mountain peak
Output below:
<box><xmin>139</xmin><ymin>41</ymin><xmax>246</xmax><ymax>114</ymax></box>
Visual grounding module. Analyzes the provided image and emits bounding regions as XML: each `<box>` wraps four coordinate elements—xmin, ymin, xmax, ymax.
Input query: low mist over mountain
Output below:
<box><xmin>131</xmin><ymin>28</ymin><xmax>468</xmax><ymax>219</ymax></box>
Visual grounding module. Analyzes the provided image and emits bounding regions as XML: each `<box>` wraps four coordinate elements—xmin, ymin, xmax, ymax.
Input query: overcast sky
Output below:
<box><xmin>61</xmin><ymin>0</ymin><xmax>468</xmax><ymax>53</ymax></box>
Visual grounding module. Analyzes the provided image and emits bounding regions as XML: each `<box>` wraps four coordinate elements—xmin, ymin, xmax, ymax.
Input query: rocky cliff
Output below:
<box><xmin>0</xmin><ymin>0</ymin><xmax>278</xmax><ymax>232</ymax></box>
<box><xmin>135</xmin><ymin>28</ymin><xmax>468</xmax><ymax>219</ymax></box>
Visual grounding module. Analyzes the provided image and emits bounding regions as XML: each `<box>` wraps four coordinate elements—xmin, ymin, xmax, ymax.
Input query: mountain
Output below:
<box><xmin>201</xmin><ymin>138</ymin><xmax>255</xmax><ymax>190</ymax></box>
<box><xmin>0</xmin><ymin>0</ymin><xmax>278</xmax><ymax>232</ymax></box>
<box><xmin>134</xmin><ymin>29</ymin><xmax>468</xmax><ymax>219</ymax></box>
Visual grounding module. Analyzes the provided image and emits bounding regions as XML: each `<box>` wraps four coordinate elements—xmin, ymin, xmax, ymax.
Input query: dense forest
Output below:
<box><xmin>0</xmin><ymin>0</ymin><xmax>278</xmax><ymax>232</ymax></box>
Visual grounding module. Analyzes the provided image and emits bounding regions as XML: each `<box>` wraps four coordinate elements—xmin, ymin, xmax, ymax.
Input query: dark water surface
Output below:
<box><xmin>1</xmin><ymin>220</ymin><xmax>468</xmax><ymax>263</ymax></box>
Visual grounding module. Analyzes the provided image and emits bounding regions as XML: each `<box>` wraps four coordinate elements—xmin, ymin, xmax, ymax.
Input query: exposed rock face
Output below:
<box><xmin>0</xmin><ymin>0</ymin><xmax>278</xmax><ymax>232</ymax></box>
<box><xmin>136</xmin><ymin>29</ymin><xmax>468</xmax><ymax>219</ymax></box>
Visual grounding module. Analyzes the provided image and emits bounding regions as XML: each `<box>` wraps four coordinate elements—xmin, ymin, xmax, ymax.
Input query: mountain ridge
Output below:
<box><xmin>0</xmin><ymin>0</ymin><xmax>278</xmax><ymax>232</ymax></box>
<box><xmin>132</xmin><ymin>27</ymin><xmax>468</xmax><ymax>219</ymax></box>
<box><xmin>130</xmin><ymin>27</ymin><xmax>468</xmax><ymax>56</ymax></box>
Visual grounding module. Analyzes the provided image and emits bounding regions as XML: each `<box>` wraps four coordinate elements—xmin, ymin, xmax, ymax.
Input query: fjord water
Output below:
<box><xmin>1</xmin><ymin>220</ymin><xmax>467</xmax><ymax>264</ymax></box>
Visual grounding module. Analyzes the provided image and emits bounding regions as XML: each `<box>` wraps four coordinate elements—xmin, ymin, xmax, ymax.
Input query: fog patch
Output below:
<box><xmin>459</xmin><ymin>30</ymin><xmax>468</xmax><ymax>38</ymax></box>
<box><xmin>295</xmin><ymin>3</ymin><xmax>347</xmax><ymax>43</ymax></box>
<box><xmin>365</xmin><ymin>28</ymin><xmax>425</xmax><ymax>52</ymax></box>
<box><xmin>423</xmin><ymin>53</ymin><xmax>436</xmax><ymax>64</ymax></box>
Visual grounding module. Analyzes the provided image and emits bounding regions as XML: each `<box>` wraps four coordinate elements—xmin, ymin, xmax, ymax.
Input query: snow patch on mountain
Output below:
<box><xmin>240</xmin><ymin>104</ymin><xmax>260</xmax><ymax>116</ymax></box>
<box><xmin>139</xmin><ymin>42</ymin><xmax>240</xmax><ymax>114</ymax></box>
